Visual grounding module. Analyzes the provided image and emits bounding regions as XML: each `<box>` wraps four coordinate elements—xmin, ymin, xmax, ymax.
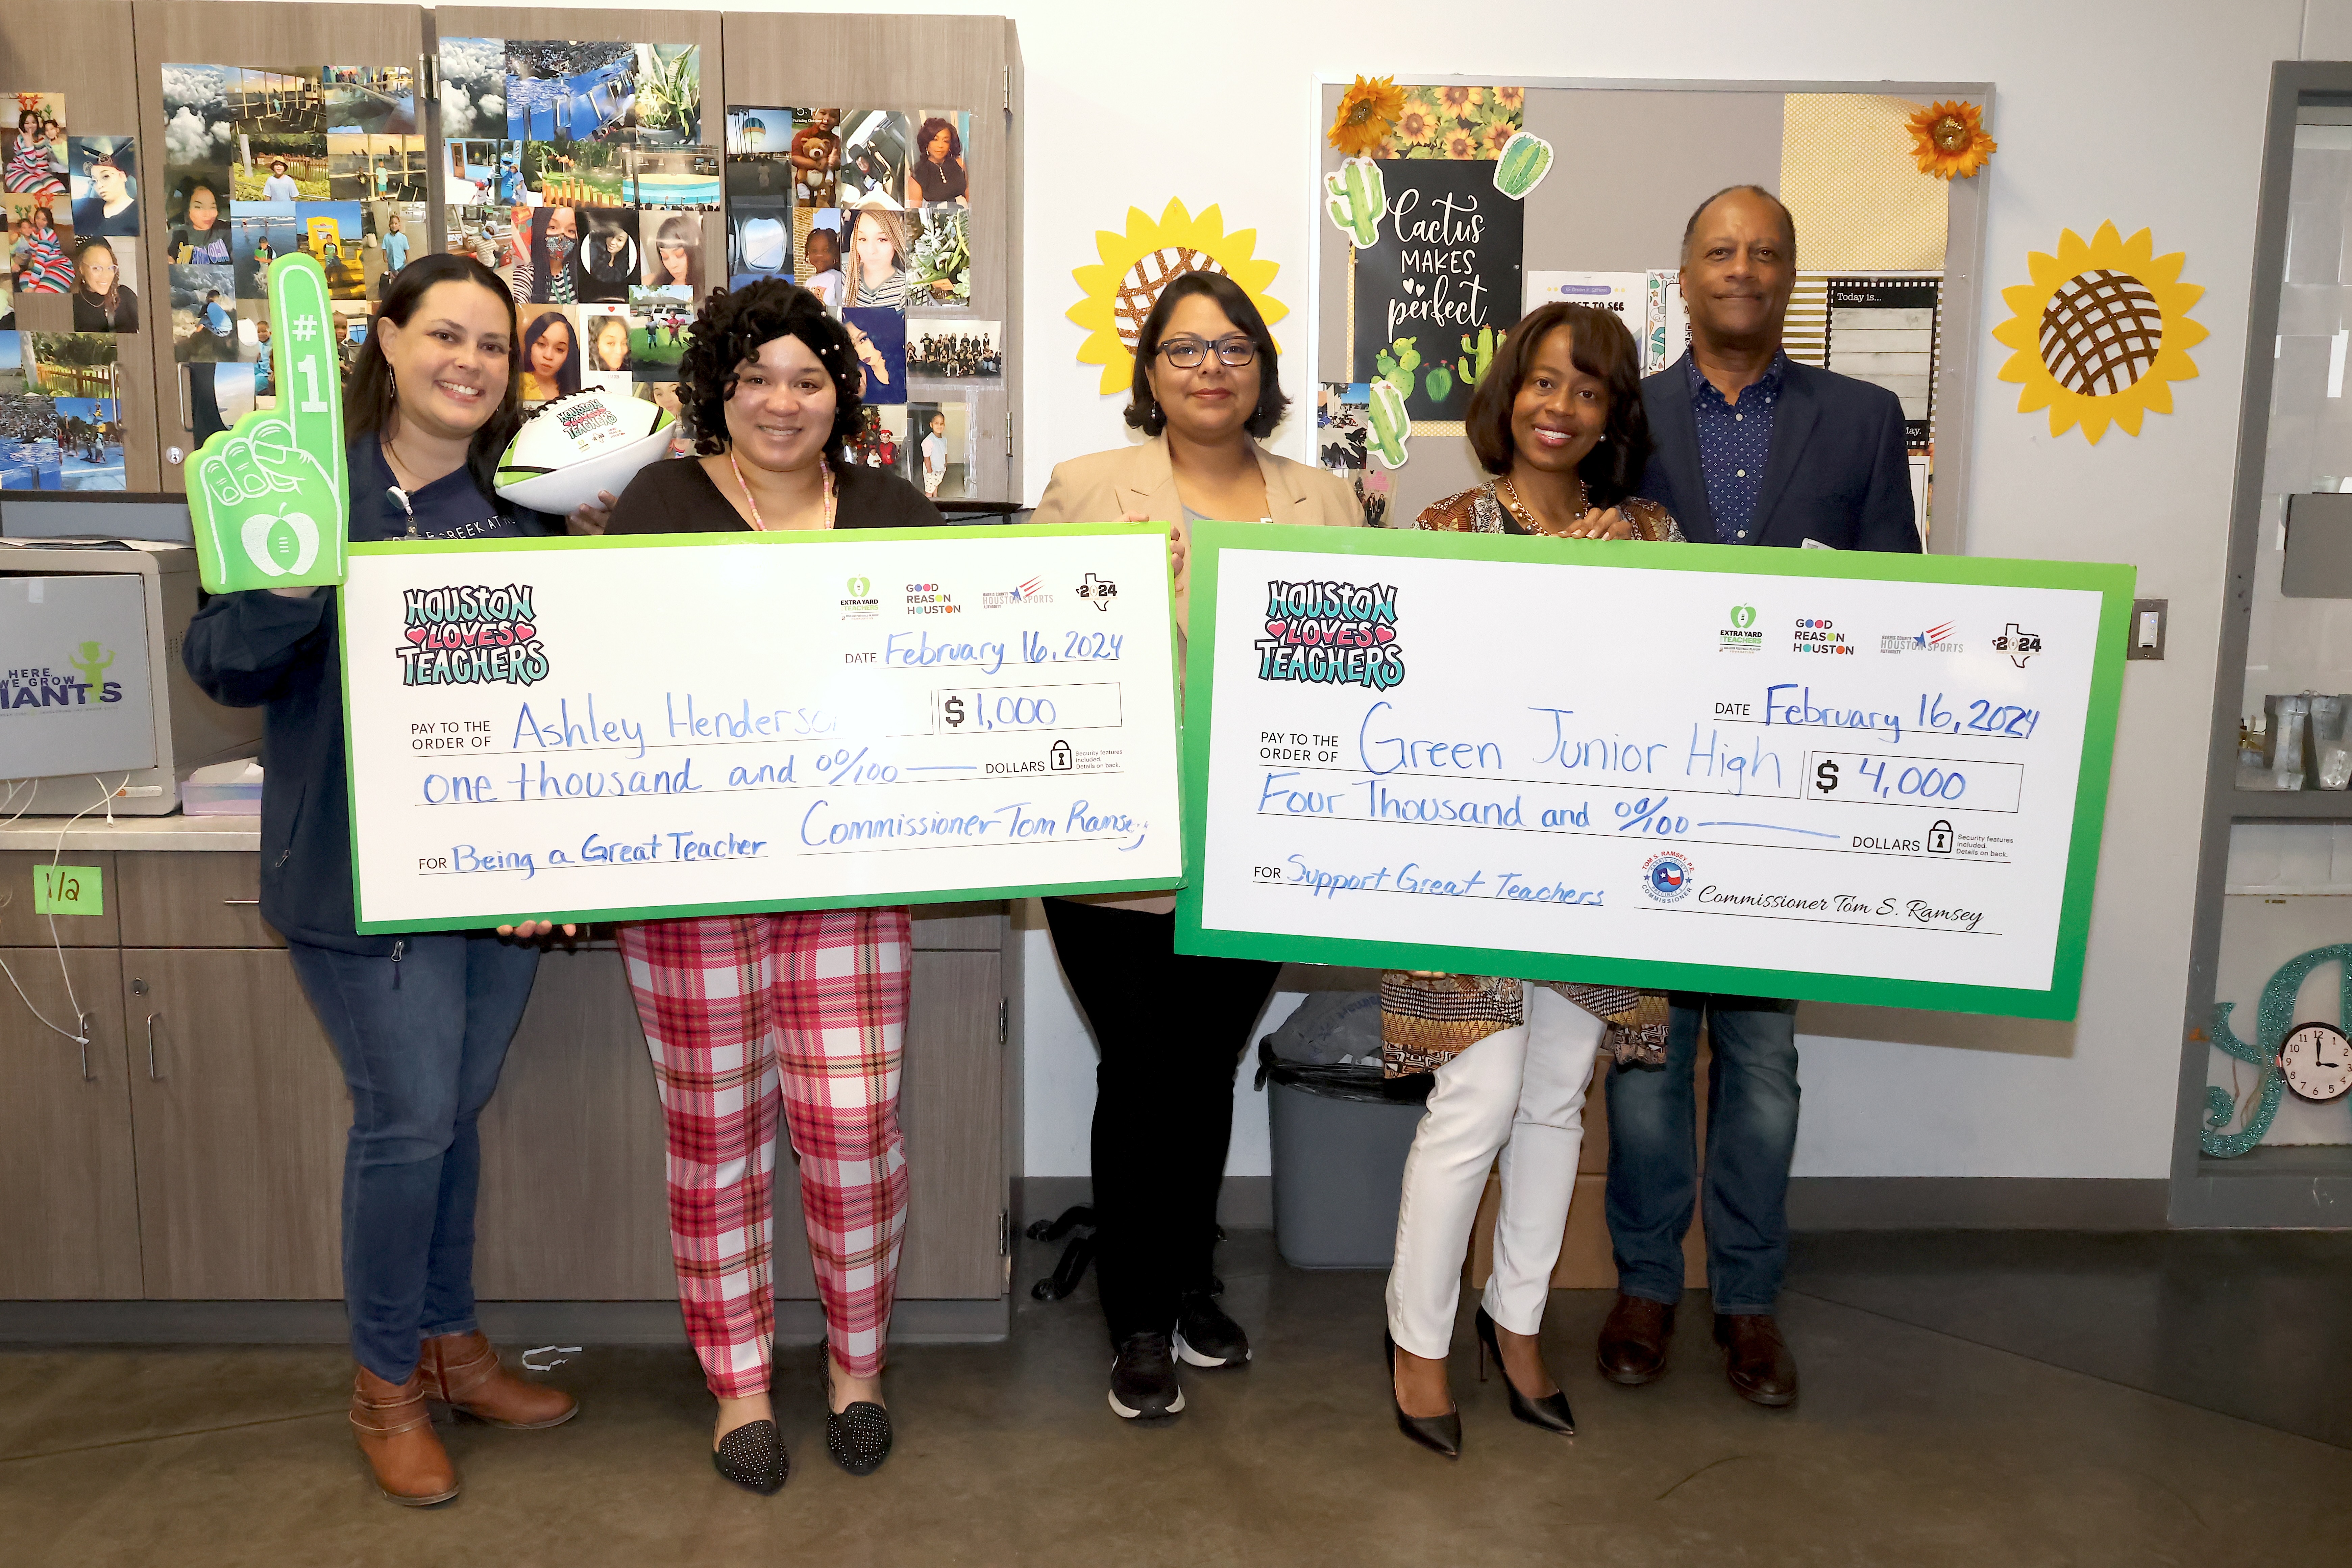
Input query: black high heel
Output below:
<box><xmin>1383</xmin><ymin>1330</ymin><xmax>1462</xmax><ymax>1459</ymax></box>
<box><xmin>1474</xmin><ymin>1306</ymin><xmax>1575</xmax><ymax>1436</ymax></box>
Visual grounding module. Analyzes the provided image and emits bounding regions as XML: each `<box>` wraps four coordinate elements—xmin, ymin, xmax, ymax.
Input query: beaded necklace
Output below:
<box><xmin>729</xmin><ymin>451</ymin><xmax>837</xmax><ymax>531</ymax></box>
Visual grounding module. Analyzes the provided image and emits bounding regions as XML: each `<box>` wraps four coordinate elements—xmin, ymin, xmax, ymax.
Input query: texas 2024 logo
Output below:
<box><xmin>1254</xmin><ymin>579</ymin><xmax>1406</xmax><ymax>690</ymax></box>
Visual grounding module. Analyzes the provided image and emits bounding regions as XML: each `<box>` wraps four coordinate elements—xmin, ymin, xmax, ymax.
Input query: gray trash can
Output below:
<box><xmin>1258</xmin><ymin>1038</ymin><xmax>1431</xmax><ymax>1269</ymax></box>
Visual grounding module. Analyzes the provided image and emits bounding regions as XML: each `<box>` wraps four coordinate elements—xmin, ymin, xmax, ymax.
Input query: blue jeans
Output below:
<box><xmin>1602</xmin><ymin>995</ymin><xmax>1799</xmax><ymax>1315</ymax></box>
<box><xmin>287</xmin><ymin>934</ymin><xmax>541</xmax><ymax>1381</ymax></box>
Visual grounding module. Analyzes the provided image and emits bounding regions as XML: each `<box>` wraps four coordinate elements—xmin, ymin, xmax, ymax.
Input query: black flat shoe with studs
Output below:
<box><xmin>712</xmin><ymin>1418</ymin><xmax>789</xmax><ymax>1495</ymax></box>
<box><xmin>824</xmin><ymin>1353</ymin><xmax>894</xmax><ymax>1476</ymax></box>
<box><xmin>826</xmin><ymin>1401</ymin><xmax>892</xmax><ymax>1476</ymax></box>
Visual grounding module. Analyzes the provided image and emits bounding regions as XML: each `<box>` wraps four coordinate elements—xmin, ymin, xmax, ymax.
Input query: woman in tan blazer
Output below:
<box><xmin>1030</xmin><ymin>270</ymin><xmax>1360</xmax><ymax>1425</ymax></box>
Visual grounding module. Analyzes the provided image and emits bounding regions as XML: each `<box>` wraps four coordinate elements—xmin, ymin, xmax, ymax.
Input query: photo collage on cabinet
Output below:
<box><xmin>159</xmin><ymin>62</ymin><xmax>422</xmax><ymax>449</ymax></box>
<box><xmin>2</xmin><ymin>89</ymin><xmax>128</xmax><ymax>489</ymax></box>
<box><xmin>442</xmin><ymin>38</ymin><xmax>713</xmax><ymax>415</ymax></box>
<box><xmin>727</xmin><ymin>104</ymin><xmax>989</xmax><ymax>498</ymax></box>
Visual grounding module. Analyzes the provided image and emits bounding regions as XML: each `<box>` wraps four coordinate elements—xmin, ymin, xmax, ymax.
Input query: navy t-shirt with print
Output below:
<box><xmin>183</xmin><ymin>438</ymin><xmax>562</xmax><ymax>952</ymax></box>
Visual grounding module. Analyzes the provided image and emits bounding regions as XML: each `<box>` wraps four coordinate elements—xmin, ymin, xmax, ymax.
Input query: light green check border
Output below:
<box><xmin>1172</xmin><ymin>522</ymin><xmax>2135</xmax><ymax>1022</ymax></box>
<box><xmin>340</xmin><ymin>523</ymin><xmax>1186</xmax><ymax>933</ymax></box>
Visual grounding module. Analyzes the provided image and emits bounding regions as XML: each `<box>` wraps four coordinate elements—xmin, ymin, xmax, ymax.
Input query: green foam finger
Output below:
<box><xmin>187</xmin><ymin>254</ymin><xmax>351</xmax><ymax>594</ymax></box>
<box><xmin>268</xmin><ymin>256</ymin><xmax>346</xmax><ymax>518</ymax></box>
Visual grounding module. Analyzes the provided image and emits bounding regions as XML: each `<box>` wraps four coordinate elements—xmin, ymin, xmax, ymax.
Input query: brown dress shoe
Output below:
<box><xmin>350</xmin><ymin>1365</ymin><xmax>459</xmax><ymax>1506</ymax></box>
<box><xmin>1715</xmin><ymin>1314</ymin><xmax>1799</xmax><ymax>1407</ymax></box>
<box><xmin>1596</xmin><ymin>1294</ymin><xmax>1675</xmax><ymax>1386</ymax></box>
<box><xmin>420</xmin><ymin>1331</ymin><xmax>579</xmax><ymax>1430</ymax></box>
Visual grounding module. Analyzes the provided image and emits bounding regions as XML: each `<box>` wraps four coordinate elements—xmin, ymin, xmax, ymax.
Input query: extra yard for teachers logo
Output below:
<box><xmin>1255</xmin><ymin>579</ymin><xmax>1406</xmax><ymax>689</ymax></box>
<box><xmin>397</xmin><ymin>584</ymin><xmax>549</xmax><ymax>686</ymax></box>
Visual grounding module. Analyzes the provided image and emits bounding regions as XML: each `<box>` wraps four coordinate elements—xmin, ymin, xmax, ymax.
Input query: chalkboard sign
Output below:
<box><xmin>1349</xmin><ymin>159</ymin><xmax>1523</xmax><ymax>422</ymax></box>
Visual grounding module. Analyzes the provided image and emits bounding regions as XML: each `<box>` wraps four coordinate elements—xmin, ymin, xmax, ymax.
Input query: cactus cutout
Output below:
<box><xmin>1324</xmin><ymin>156</ymin><xmax>1388</xmax><ymax>248</ymax></box>
<box><xmin>1372</xmin><ymin>336</ymin><xmax>1421</xmax><ymax>402</ymax></box>
<box><xmin>1424</xmin><ymin>365</ymin><xmax>1454</xmax><ymax>405</ymax></box>
<box><xmin>1493</xmin><ymin>131</ymin><xmax>1553</xmax><ymax>200</ymax></box>
<box><xmin>1455</xmin><ymin>325</ymin><xmax>1496</xmax><ymax>389</ymax></box>
<box><xmin>1367</xmin><ymin>378</ymin><xmax>1411</xmax><ymax>469</ymax></box>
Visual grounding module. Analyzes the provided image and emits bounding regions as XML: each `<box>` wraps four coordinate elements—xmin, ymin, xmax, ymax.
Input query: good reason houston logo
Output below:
<box><xmin>1255</xmin><ymin>579</ymin><xmax>1406</xmax><ymax>690</ymax></box>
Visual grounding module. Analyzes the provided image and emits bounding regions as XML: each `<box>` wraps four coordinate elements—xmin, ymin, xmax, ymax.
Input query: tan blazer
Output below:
<box><xmin>1031</xmin><ymin>434</ymin><xmax>1364</xmax><ymax>634</ymax></box>
<box><xmin>1033</xmin><ymin>434</ymin><xmax>1364</xmax><ymax>529</ymax></box>
<box><xmin>1031</xmin><ymin>436</ymin><xmax>1361</xmax><ymax>914</ymax></box>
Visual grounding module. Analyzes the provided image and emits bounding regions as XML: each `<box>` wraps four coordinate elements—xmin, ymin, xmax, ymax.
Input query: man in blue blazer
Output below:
<box><xmin>1603</xmin><ymin>185</ymin><xmax>1921</xmax><ymax>1411</ymax></box>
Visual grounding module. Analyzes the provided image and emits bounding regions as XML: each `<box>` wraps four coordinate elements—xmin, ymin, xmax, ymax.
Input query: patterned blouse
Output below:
<box><xmin>1380</xmin><ymin>479</ymin><xmax>1680</xmax><ymax>1078</ymax></box>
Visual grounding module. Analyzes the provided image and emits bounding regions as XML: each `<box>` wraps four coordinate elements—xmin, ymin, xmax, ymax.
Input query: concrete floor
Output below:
<box><xmin>5</xmin><ymin>1231</ymin><xmax>2350</xmax><ymax>1567</ymax></box>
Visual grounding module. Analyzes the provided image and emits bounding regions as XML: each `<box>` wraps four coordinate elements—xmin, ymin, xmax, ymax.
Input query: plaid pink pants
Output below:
<box><xmin>617</xmin><ymin>908</ymin><xmax>911</xmax><ymax>1396</ymax></box>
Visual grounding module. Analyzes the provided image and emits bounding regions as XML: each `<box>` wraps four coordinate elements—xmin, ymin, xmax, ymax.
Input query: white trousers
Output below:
<box><xmin>1385</xmin><ymin>984</ymin><xmax>1605</xmax><ymax>1360</ymax></box>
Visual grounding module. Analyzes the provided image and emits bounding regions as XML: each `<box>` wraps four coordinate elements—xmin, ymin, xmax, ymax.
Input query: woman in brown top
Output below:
<box><xmin>1382</xmin><ymin>303</ymin><xmax>1676</xmax><ymax>1458</ymax></box>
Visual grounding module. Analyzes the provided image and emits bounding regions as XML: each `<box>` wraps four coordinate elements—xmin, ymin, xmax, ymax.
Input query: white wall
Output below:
<box><xmin>975</xmin><ymin>0</ymin><xmax>2316</xmax><ymax>1181</ymax></box>
<box><xmin>384</xmin><ymin>0</ymin><xmax>2340</xmax><ymax>1179</ymax></box>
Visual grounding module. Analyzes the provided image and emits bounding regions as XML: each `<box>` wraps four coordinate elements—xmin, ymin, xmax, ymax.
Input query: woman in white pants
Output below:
<box><xmin>1379</xmin><ymin>301</ymin><xmax>1677</xmax><ymax>1458</ymax></box>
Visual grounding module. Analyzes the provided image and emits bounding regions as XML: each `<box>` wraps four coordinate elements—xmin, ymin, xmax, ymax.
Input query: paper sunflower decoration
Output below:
<box><xmin>1067</xmin><ymin>199</ymin><xmax>1285</xmax><ymax>395</ymax></box>
<box><xmin>1906</xmin><ymin>99</ymin><xmax>1996</xmax><ymax>179</ymax></box>
<box><xmin>1992</xmin><ymin>221</ymin><xmax>2206</xmax><ymax>444</ymax></box>
<box><xmin>1328</xmin><ymin>76</ymin><xmax>1406</xmax><ymax>158</ymax></box>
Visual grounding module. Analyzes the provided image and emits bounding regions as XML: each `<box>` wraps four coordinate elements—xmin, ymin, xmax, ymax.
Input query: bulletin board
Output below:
<box><xmin>1311</xmin><ymin>77</ymin><xmax>1993</xmax><ymax>555</ymax></box>
<box><xmin>0</xmin><ymin>0</ymin><xmax>166</xmax><ymax>493</ymax></box>
<box><xmin>127</xmin><ymin>0</ymin><xmax>432</xmax><ymax>494</ymax></box>
<box><xmin>0</xmin><ymin>3</ymin><xmax>1019</xmax><ymax>509</ymax></box>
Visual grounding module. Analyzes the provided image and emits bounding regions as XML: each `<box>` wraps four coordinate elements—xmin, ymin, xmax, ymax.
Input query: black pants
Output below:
<box><xmin>1043</xmin><ymin>899</ymin><xmax>1282</xmax><ymax>1344</ymax></box>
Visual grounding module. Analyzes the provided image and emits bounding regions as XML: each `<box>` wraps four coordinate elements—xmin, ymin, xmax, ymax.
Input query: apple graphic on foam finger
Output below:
<box><xmin>240</xmin><ymin>510</ymin><xmax>320</xmax><ymax>577</ymax></box>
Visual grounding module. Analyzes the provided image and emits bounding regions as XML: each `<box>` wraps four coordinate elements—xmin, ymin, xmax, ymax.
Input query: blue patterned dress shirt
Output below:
<box><xmin>1683</xmin><ymin>349</ymin><xmax>1789</xmax><ymax>544</ymax></box>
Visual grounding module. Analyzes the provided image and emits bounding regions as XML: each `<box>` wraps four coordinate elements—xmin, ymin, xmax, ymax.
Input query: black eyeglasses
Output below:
<box><xmin>1156</xmin><ymin>334</ymin><xmax>1257</xmax><ymax>369</ymax></box>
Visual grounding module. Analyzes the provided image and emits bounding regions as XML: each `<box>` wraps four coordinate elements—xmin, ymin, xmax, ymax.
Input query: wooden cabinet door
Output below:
<box><xmin>122</xmin><ymin>948</ymin><xmax>346</xmax><ymax>1298</ymax></box>
<box><xmin>472</xmin><ymin>944</ymin><xmax>677</xmax><ymax>1300</ymax></box>
<box><xmin>0</xmin><ymin>948</ymin><xmax>141</xmax><ymax>1298</ymax></box>
<box><xmin>115</xmin><ymin>851</ymin><xmax>281</xmax><ymax>948</ymax></box>
<box><xmin>0</xmin><ymin>3</ymin><xmax>164</xmax><ymax>490</ymax></box>
<box><xmin>721</xmin><ymin>11</ymin><xmax>1022</xmax><ymax>503</ymax></box>
<box><xmin>476</xmin><ymin>940</ymin><xmax>1007</xmax><ymax>1303</ymax></box>
<box><xmin>0</xmin><ymin>852</ymin><xmax>119</xmax><ymax>948</ymax></box>
<box><xmin>128</xmin><ymin>1</ymin><xmax>427</xmax><ymax>491</ymax></box>
<box><xmin>897</xmin><ymin>949</ymin><xmax>1005</xmax><ymax>1298</ymax></box>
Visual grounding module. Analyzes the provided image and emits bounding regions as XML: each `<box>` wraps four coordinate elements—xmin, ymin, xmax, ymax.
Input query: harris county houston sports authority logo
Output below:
<box><xmin>1255</xmin><ymin>579</ymin><xmax>1406</xmax><ymax>689</ymax></box>
<box><xmin>396</xmin><ymin>584</ymin><xmax>548</xmax><ymax>686</ymax></box>
<box><xmin>1642</xmin><ymin>850</ymin><xmax>1694</xmax><ymax>903</ymax></box>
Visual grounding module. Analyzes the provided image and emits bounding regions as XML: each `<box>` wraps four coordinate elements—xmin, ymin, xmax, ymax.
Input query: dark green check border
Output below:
<box><xmin>340</xmin><ymin>523</ymin><xmax>1186</xmax><ymax>933</ymax></box>
<box><xmin>1171</xmin><ymin>522</ymin><xmax>2135</xmax><ymax>1022</ymax></box>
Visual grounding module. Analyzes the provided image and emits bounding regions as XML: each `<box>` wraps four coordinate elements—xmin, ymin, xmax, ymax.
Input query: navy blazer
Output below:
<box><xmin>1637</xmin><ymin>354</ymin><xmax>1921</xmax><ymax>554</ymax></box>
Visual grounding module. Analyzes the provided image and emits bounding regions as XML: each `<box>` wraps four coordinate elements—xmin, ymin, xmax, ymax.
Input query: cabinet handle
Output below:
<box><xmin>221</xmin><ymin>899</ymin><xmax>260</xmax><ymax>906</ymax></box>
<box><xmin>78</xmin><ymin>1012</ymin><xmax>94</xmax><ymax>1082</ymax></box>
<box><xmin>145</xmin><ymin>1012</ymin><xmax>161</xmax><ymax>1080</ymax></box>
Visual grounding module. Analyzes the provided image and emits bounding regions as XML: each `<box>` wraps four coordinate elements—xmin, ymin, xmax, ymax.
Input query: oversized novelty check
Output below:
<box><xmin>1175</xmin><ymin>523</ymin><xmax>2133</xmax><ymax>1019</ymax></box>
<box><xmin>340</xmin><ymin>524</ymin><xmax>1181</xmax><ymax>932</ymax></box>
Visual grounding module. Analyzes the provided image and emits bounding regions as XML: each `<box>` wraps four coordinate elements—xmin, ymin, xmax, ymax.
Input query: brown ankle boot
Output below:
<box><xmin>350</xmin><ymin>1365</ymin><xmax>459</xmax><ymax>1506</ymax></box>
<box><xmin>420</xmin><ymin>1331</ymin><xmax>578</xmax><ymax>1430</ymax></box>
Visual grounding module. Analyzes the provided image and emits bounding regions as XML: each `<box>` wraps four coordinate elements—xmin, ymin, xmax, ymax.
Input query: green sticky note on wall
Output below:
<box><xmin>33</xmin><ymin>864</ymin><xmax>102</xmax><ymax>916</ymax></box>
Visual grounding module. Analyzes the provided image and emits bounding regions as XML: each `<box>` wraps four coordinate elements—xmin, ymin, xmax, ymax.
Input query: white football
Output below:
<box><xmin>494</xmin><ymin>390</ymin><xmax>678</xmax><ymax>514</ymax></box>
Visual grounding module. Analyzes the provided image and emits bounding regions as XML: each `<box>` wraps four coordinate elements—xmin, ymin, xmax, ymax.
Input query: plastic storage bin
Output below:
<box><xmin>1258</xmin><ymin>1039</ymin><xmax>1431</xmax><ymax>1269</ymax></box>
